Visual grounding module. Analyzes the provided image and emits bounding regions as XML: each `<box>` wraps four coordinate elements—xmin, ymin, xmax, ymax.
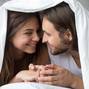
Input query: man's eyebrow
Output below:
<box><xmin>43</xmin><ymin>30</ymin><xmax>51</xmax><ymax>36</ymax></box>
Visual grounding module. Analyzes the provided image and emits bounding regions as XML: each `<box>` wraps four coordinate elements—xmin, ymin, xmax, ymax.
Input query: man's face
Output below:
<box><xmin>42</xmin><ymin>17</ymin><xmax>69</xmax><ymax>55</ymax></box>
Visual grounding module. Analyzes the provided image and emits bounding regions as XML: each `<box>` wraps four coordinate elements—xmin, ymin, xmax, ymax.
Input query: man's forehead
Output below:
<box><xmin>42</xmin><ymin>17</ymin><xmax>54</xmax><ymax>30</ymax></box>
<box><xmin>42</xmin><ymin>17</ymin><xmax>59</xmax><ymax>35</ymax></box>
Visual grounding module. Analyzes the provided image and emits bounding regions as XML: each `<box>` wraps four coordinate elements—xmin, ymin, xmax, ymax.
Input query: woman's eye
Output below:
<box><xmin>24</xmin><ymin>32</ymin><xmax>33</xmax><ymax>36</ymax></box>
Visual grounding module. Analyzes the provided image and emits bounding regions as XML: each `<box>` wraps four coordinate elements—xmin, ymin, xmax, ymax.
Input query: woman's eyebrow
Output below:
<box><xmin>24</xmin><ymin>28</ymin><xmax>33</xmax><ymax>31</ymax></box>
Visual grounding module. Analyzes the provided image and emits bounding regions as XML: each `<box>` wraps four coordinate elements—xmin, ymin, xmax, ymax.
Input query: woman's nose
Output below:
<box><xmin>32</xmin><ymin>33</ymin><xmax>40</xmax><ymax>42</ymax></box>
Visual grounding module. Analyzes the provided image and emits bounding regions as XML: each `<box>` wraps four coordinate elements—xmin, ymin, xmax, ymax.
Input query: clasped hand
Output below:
<box><xmin>10</xmin><ymin>64</ymin><xmax>83</xmax><ymax>89</ymax></box>
<box><xmin>29</xmin><ymin>64</ymin><xmax>75</xmax><ymax>87</ymax></box>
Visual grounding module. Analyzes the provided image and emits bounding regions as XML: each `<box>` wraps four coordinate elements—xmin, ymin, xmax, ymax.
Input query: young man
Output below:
<box><xmin>37</xmin><ymin>2</ymin><xmax>84</xmax><ymax>89</ymax></box>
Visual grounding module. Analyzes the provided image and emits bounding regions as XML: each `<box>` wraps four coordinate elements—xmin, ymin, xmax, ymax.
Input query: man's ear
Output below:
<box><xmin>64</xmin><ymin>28</ymin><xmax>72</xmax><ymax>41</ymax></box>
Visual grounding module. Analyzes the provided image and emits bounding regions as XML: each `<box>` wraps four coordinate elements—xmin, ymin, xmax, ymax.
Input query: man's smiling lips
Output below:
<box><xmin>47</xmin><ymin>43</ymin><xmax>54</xmax><ymax>49</ymax></box>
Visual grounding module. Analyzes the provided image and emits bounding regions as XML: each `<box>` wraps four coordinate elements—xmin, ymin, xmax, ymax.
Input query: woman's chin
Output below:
<box><xmin>26</xmin><ymin>50</ymin><xmax>36</xmax><ymax>54</ymax></box>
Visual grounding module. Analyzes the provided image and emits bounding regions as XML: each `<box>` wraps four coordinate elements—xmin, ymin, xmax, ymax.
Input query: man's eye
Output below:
<box><xmin>43</xmin><ymin>30</ymin><xmax>51</xmax><ymax>36</ymax></box>
<box><xmin>45</xmin><ymin>32</ymin><xmax>51</xmax><ymax>36</ymax></box>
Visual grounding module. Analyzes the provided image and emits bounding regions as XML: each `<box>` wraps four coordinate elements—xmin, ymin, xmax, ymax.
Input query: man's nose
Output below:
<box><xmin>42</xmin><ymin>34</ymin><xmax>47</xmax><ymax>43</ymax></box>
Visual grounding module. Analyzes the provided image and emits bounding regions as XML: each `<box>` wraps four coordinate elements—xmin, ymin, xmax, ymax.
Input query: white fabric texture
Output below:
<box><xmin>49</xmin><ymin>52</ymin><xmax>82</xmax><ymax>78</ymax></box>
<box><xmin>0</xmin><ymin>82</ymin><xmax>70</xmax><ymax>89</ymax></box>
<box><xmin>0</xmin><ymin>0</ymin><xmax>89</xmax><ymax>88</ymax></box>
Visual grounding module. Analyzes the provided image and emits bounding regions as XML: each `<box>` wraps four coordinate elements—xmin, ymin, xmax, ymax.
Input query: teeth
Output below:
<box><xmin>26</xmin><ymin>43</ymin><xmax>37</xmax><ymax>47</ymax></box>
<box><xmin>29</xmin><ymin>45</ymin><xmax>36</xmax><ymax>47</ymax></box>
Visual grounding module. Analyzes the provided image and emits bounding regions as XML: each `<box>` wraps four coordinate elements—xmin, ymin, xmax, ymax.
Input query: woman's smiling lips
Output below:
<box><xmin>27</xmin><ymin>42</ymin><xmax>37</xmax><ymax>47</ymax></box>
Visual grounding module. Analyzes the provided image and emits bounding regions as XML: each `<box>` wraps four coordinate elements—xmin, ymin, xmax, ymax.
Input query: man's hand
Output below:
<box><xmin>37</xmin><ymin>64</ymin><xmax>83</xmax><ymax>89</ymax></box>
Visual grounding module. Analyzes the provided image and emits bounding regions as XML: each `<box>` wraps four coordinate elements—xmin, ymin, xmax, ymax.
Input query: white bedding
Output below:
<box><xmin>0</xmin><ymin>82</ymin><xmax>70</xmax><ymax>89</ymax></box>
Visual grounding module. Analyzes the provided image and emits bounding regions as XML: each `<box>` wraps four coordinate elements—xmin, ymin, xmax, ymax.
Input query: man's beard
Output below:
<box><xmin>50</xmin><ymin>48</ymin><xmax>68</xmax><ymax>55</ymax></box>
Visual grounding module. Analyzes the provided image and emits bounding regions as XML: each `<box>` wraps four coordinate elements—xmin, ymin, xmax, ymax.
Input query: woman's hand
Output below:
<box><xmin>10</xmin><ymin>69</ymin><xmax>40</xmax><ymax>83</ymax></box>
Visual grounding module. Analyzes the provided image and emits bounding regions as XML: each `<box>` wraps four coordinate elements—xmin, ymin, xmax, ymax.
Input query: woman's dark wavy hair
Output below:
<box><xmin>40</xmin><ymin>1</ymin><xmax>78</xmax><ymax>51</ymax></box>
<box><xmin>0</xmin><ymin>11</ymin><xmax>43</xmax><ymax>85</ymax></box>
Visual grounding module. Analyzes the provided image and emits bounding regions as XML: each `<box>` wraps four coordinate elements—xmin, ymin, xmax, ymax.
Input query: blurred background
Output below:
<box><xmin>0</xmin><ymin>0</ymin><xmax>89</xmax><ymax>10</ymax></box>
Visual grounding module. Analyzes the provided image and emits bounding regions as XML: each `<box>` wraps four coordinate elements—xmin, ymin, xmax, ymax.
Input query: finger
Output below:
<box><xmin>38</xmin><ymin>75</ymin><xmax>58</xmax><ymax>82</ymax></box>
<box><xmin>40</xmin><ymin>69</ymin><xmax>58</xmax><ymax>76</ymax></box>
<box><xmin>45</xmin><ymin>64</ymin><xmax>65</xmax><ymax>74</ymax></box>
<box><xmin>29</xmin><ymin>64</ymin><xmax>35</xmax><ymax>70</ymax></box>
<box><xmin>29</xmin><ymin>64</ymin><xmax>34</xmax><ymax>67</ymax></box>
<box><xmin>24</xmin><ymin>77</ymin><xmax>36</xmax><ymax>82</ymax></box>
<box><xmin>44</xmin><ymin>64</ymin><xmax>56</xmax><ymax>69</ymax></box>
<box><xmin>35</xmin><ymin>65</ymin><xmax>45</xmax><ymax>71</ymax></box>
<box><xmin>39</xmin><ymin>80</ymin><xmax>58</xmax><ymax>85</ymax></box>
<box><xmin>45</xmin><ymin>64</ymin><xmax>62</xmax><ymax>70</ymax></box>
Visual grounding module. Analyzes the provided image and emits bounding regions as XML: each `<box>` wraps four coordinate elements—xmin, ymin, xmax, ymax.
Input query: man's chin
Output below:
<box><xmin>50</xmin><ymin>50</ymin><xmax>59</xmax><ymax>55</ymax></box>
<box><xmin>50</xmin><ymin>49</ymin><xmax>68</xmax><ymax>55</ymax></box>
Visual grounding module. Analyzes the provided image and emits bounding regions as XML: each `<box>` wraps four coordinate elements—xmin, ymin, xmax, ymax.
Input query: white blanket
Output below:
<box><xmin>0</xmin><ymin>82</ymin><xmax>70</xmax><ymax>89</ymax></box>
<box><xmin>0</xmin><ymin>0</ymin><xmax>89</xmax><ymax>88</ymax></box>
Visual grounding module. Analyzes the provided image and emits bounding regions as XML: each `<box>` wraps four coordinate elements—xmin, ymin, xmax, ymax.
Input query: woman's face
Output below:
<box><xmin>11</xmin><ymin>16</ymin><xmax>40</xmax><ymax>54</ymax></box>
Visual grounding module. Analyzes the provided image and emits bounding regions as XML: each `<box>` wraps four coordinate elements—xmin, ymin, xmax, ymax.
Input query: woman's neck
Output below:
<box><xmin>12</xmin><ymin>47</ymin><xmax>25</xmax><ymax>61</ymax></box>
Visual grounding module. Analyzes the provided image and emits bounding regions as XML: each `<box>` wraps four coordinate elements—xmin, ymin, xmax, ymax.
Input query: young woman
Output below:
<box><xmin>0</xmin><ymin>11</ymin><xmax>49</xmax><ymax>86</ymax></box>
